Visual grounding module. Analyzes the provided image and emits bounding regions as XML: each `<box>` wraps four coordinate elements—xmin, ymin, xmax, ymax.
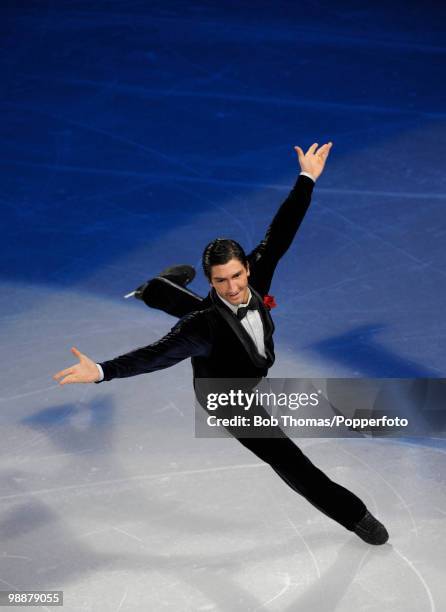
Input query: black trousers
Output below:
<box><xmin>199</xmin><ymin>385</ymin><xmax>367</xmax><ymax>532</ymax></box>
<box><xmin>234</xmin><ymin>435</ymin><xmax>367</xmax><ymax>530</ymax></box>
<box><xmin>199</xmin><ymin>394</ymin><xmax>367</xmax><ymax>531</ymax></box>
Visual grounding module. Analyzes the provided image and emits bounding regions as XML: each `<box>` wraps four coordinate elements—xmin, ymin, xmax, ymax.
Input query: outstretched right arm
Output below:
<box><xmin>53</xmin><ymin>312</ymin><xmax>212</xmax><ymax>385</ymax></box>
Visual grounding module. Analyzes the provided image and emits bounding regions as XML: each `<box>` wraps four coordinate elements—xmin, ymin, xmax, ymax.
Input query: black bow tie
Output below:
<box><xmin>236</xmin><ymin>299</ymin><xmax>258</xmax><ymax>320</ymax></box>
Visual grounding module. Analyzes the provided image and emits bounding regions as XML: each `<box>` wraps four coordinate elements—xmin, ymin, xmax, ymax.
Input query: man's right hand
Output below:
<box><xmin>53</xmin><ymin>347</ymin><xmax>100</xmax><ymax>385</ymax></box>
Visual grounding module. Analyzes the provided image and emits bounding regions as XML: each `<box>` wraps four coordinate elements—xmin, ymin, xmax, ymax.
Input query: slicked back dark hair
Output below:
<box><xmin>202</xmin><ymin>238</ymin><xmax>248</xmax><ymax>280</ymax></box>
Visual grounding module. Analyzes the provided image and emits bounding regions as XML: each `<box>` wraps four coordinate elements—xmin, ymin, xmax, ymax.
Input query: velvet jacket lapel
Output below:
<box><xmin>208</xmin><ymin>286</ymin><xmax>275</xmax><ymax>368</ymax></box>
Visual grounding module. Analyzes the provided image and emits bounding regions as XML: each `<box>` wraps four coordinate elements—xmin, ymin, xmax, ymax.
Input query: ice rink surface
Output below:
<box><xmin>1</xmin><ymin>1</ymin><xmax>445</xmax><ymax>610</ymax></box>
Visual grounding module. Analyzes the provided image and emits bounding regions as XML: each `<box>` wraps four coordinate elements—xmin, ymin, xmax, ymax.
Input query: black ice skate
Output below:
<box><xmin>353</xmin><ymin>510</ymin><xmax>389</xmax><ymax>545</ymax></box>
<box><xmin>124</xmin><ymin>265</ymin><xmax>203</xmax><ymax>318</ymax></box>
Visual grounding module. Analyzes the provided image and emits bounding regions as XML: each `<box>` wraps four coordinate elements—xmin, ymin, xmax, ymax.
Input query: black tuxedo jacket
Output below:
<box><xmin>99</xmin><ymin>175</ymin><xmax>314</xmax><ymax>383</ymax></box>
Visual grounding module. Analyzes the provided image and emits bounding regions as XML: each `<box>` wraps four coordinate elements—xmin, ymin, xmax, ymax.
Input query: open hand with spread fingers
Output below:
<box><xmin>53</xmin><ymin>347</ymin><xmax>100</xmax><ymax>385</ymax></box>
<box><xmin>294</xmin><ymin>141</ymin><xmax>333</xmax><ymax>181</ymax></box>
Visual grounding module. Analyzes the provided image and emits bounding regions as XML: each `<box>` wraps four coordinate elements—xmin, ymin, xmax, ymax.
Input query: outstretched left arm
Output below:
<box><xmin>247</xmin><ymin>142</ymin><xmax>332</xmax><ymax>295</ymax></box>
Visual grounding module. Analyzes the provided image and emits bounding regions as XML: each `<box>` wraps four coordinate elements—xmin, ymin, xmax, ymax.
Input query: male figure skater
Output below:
<box><xmin>54</xmin><ymin>142</ymin><xmax>389</xmax><ymax>545</ymax></box>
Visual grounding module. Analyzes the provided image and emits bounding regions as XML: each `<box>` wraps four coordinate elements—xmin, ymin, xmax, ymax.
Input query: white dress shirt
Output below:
<box><xmin>217</xmin><ymin>288</ymin><xmax>266</xmax><ymax>358</ymax></box>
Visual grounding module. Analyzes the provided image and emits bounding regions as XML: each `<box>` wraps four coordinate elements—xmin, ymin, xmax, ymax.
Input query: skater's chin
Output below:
<box><xmin>227</xmin><ymin>291</ymin><xmax>242</xmax><ymax>302</ymax></box>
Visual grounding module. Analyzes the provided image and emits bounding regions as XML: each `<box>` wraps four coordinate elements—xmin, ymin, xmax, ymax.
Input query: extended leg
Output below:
<box><xmin>237</xmin><ymin>435</ymin><xmax>365</xmax><ymax>529</ymax></box>
<box><xmin>234</xmin><ymin>435</ymin><xmax>388</xmax><ymax>544</ymax></box>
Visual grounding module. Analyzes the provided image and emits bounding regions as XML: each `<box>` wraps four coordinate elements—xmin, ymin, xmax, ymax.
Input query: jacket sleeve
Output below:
<box><xmin>97</xmin><ymin>311</ymin><xmax>212</xmax><ymax>382</ymax></box>
<box><xmin>247</xmin><ymin>174</ymin><xmax>315</xmax><ymax>295</ymax></box>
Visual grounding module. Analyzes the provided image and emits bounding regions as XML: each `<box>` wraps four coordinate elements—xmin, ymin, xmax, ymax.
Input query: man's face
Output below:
<box><xmin>210</xmin><ymin>258</ymin><xmax>250</xmax><ymax>305</ymax></box>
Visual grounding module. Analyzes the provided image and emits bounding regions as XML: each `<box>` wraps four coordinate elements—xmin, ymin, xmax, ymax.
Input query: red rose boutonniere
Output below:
<box><xmin>263</xmin><ymin>295</ymin><xmax>277</xmax><ymax>310</ymax></box>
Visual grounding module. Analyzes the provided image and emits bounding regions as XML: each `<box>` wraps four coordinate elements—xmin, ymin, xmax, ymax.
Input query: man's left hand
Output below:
<box><xmin>294</xmin><ymin>142</ymin><xmax>333</xmax><ymax>181</ymax></box>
